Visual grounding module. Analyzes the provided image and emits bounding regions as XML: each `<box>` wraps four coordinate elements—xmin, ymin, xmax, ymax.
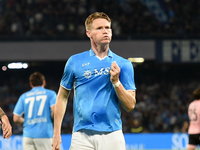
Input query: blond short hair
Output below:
<box><xmin>85</xmin><ymin>12</ymin><xmax>111</xmax><ymax>31</ymax></box>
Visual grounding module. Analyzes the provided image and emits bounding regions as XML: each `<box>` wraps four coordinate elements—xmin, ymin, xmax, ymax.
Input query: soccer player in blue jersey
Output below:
<box><xmin>52</xmin><ymin>12</ymin><xmax>136</xmax><ymax>150</ymax></box>
<box><xmin>0</xmin><ymin>107</ymin><xmax>12</xmax><ymax>139</ymax></box>
<box><xmin>13</xmin><ymin>72</ymin><xmax>57</xmax><ymax>150</ymax></box>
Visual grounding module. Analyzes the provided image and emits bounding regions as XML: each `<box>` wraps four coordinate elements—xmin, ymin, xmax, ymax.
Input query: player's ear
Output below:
<box><xmin>86</xmin><ymin>30</ymin><xmax>91</xmax><ymax>38</ymax></box>
<box><xmin>43</xmin><ymin>80</ymin><xmax>46</xmax><ymax>87</ymax></box>
<box><xmin>30</xmin><ymin>82</ymin><xmax>34</xmax><ymax>88</ymax></box>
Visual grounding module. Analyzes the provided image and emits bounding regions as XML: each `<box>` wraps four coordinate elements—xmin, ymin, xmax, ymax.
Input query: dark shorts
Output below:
<box><xmin>189</xmin><ymin>134</ymin><xmax>200</xmax><ymax>145</ymax></box>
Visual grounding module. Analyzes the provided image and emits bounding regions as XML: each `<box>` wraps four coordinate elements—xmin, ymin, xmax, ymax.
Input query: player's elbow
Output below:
<box><xmin>125</xmin><ymin>92</ymin><xmax>136</xmax><ymax>112</ymax></box>
<box><xmin>126</xmin><ymin>101</ymin><xmax>136</xmax><ymax>112</ymax></box>
<box><xmin>126</xmin><ymin>105</ymin><xmax>135</xmax><ymax>112</ymax></box>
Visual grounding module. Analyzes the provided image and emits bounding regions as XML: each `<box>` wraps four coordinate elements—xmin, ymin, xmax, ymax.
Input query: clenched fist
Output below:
<box><xmin>110</xmin><ymin>61</ymin><xmax>120</xmax><ymax>84</ymax></box>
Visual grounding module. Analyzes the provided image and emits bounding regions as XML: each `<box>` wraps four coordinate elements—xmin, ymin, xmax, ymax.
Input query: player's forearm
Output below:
<box><xmin>13</xmin><ymin>115</ymin><xmax>24</xmax><ymax>124</ymax></box>
<box><xmin>16</xmin><ymin>117</ymin><xmax>24</xmax><ymax>124</ymax></box>
<box><xmin>114</xmin><ymin>83</ymin><xmax>136</xmax><ymax>112</ymax></box>
<box><xmin>1</xmin><ymin>115</ymin><xmax>10</xmax><ymax>125</ymax></box>
<box><xmin>53</xmin><ymin>98</ymin><xmax>67</xmax><ymax>135</ymax></box>
<box><xmin>53</xmin><ymin>86</ymin><xmax>70</xmax><ymax>135</ymax></box>
<box><xmin>0</xmin><ymin>107</ymin><xmax>6</xmax><ymax>119</ymax></box>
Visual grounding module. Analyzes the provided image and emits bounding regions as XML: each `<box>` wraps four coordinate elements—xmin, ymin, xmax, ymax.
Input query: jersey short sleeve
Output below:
<box><xmin>119</xmin><ymin>59</ymin><xmax>136</xmax><ymax>91</ymax></box>
<box><xmin>60</xmin><ymin>56</ymin><xmax>74</xmax><ymax>89</ymax></box>
<box><xmin>49</xmin><ymin>91</ymin><xmax>57</xmax><ymax>107</ymax></box>
<box><xmin>13</xmin><ymin>94</ymin><xmax>25</xmax><ymax>116</ymax></box>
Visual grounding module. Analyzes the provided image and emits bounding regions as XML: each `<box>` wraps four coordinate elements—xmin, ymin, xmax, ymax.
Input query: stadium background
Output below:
<box><xmin>0</xmin><ymin>0</ymin><xmax>200</xmax><ymax>149</ymax></box>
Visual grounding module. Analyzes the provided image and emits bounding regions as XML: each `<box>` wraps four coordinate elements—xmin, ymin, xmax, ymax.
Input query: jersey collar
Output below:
<box><xmin>31</xmin><ymin>86</ymin><xmax>44</xmax><ymax>91</ymax></box>
<box><xmin>89</xmin><ymin>48</ymin><xmax>113</xmax><ymax>58</ymax></box>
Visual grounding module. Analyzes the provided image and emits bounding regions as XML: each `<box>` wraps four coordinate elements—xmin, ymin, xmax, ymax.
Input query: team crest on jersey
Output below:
<box><xmin>83</xmin><ymin>70</ymin><xmax>92</xmax><ymax>79</ymax></box>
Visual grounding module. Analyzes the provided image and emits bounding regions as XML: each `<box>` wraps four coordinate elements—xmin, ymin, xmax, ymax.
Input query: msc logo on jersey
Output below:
<box><xmin>83</xmin><ymin>67</ymin><xmax>110</xmax><ymax>79</ymax></box>
<box><xmin>83</xmin><ymin>70</ymin><xmax>92</xmax><ymax>79</ymax></box>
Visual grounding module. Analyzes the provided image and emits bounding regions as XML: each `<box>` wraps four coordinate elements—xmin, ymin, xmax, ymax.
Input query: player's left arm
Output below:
<box><xmin>13</xmin><ymin>114</ymin><xmax>24</xmax><ymax>125</ymax></box>
<box><xmin>110</xmin><ymin>62</ymin><xmax>136</xmax><ymax>112</ymax></box>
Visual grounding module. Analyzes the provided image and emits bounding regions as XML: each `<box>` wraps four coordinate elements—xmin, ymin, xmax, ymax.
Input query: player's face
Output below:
<box><xmin>88</xmin><ymin>18</ymin><xmax>112</xmax><ymax>44</ymax></box>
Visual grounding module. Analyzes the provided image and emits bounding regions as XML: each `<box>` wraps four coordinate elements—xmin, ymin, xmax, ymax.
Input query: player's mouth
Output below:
<box><xmin>103</xmin><ymin>36</ymin><xmax>109</xmax><ymax>39</ymax></box>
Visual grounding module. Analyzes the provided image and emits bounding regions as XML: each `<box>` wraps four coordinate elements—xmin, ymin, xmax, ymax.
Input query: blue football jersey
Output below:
<box><xmin>61</xmin><ymin>49</ymin><xmax>136</xmax><ymax>132</ymax></box>
<box><xmin>13</xmin><ymin>87</ymin><xmax>57</xmax><ymax>138</ymax></box>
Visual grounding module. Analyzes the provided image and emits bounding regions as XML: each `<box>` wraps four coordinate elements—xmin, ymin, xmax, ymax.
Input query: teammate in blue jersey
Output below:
<box><xmin>52</xmin><ymin>12</ymin><xmax>136</xmax><ymax>150</ymax></box>
<box><xmin>13</xmin><ymin>72</ymin><xmax>57</xmax><ymax>150</ymax></box>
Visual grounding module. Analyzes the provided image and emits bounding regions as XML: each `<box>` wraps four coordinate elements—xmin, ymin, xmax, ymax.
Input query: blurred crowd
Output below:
<box><xmin>1</xmin><ymin>61</ymin><xmax>199</xmax><ymax>134</ymax></box>
<box><xmin>0</xmin><ymin>0</ymin><xmax>200</xmax><ymax>40</ymax></box>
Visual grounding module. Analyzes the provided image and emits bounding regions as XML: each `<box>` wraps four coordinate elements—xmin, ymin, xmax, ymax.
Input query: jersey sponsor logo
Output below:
<box><xmin>83</xmin><ymin>70</ymin><xmax>92</xmax><ymax>79</ymax></box>
<box><xmin>83</xmin><ymin>67</ymin><xmax>110</xmax><ymax>79</ymax></box>
<box><xmin>82</xmin><ymin>62</ymin><xmax>90</xmax><ymax>67</ymax></box>
<box><xmin>94</xmin><ymin>67</ymin><xmax>110</xmax><ymax>76</ymax></box>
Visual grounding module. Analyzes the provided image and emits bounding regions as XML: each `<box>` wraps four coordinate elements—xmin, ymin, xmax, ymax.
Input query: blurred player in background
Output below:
<box><xmin>0</xmin><ymin>107</ymin><xmax>12</xmax><ymax>139</ymax></box>
<box><xmin>52</xmin><ymin>12</ymin><xmax>136</xmax><ymax>150</ymax></box>
<box><xmin>13</xmin><ymin>72</ymin><xmax>57</xmax><ymax>150</ymax></box>
<box><xmin>187</xmin><ymin>87</ymin><xmax>200</xmax><ymax>150</ymax></box>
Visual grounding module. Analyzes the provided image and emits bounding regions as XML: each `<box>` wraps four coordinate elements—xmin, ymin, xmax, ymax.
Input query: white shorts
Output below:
<box><xmin>23</xmin><ymin>137</ymin><xmax>52</xmax><ymax>150</ymax></box>
<box><xmin>70</xmin><ymin>129</ymin><xmax>126</xmax><ymax>150</ymax></box>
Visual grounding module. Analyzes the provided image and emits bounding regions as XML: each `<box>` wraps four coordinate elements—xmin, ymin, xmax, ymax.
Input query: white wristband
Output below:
<box><xmin>113</xmin><ymin>80</ymin><xmax>121</xmax><ymax>88</ymax></box>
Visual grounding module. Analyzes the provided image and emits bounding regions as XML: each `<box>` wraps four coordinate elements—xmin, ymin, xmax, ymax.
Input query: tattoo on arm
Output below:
<box><xmin>0</xmin><ymin>107</ymin><xmax>6</xmax><ymax>119</ymax></box>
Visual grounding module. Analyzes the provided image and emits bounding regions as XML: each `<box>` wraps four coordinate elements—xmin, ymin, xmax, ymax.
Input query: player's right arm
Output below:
<box><xmin>52</xmin><ymin>86</ymin><xmax>71</xmax><ymax>150</ymax></box>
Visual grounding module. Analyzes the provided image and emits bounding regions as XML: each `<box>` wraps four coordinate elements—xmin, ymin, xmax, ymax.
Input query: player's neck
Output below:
<box><xmin>92</xmin><ymin>44</ymin><xmax>109</xmax><ymax>58</ymax></box>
